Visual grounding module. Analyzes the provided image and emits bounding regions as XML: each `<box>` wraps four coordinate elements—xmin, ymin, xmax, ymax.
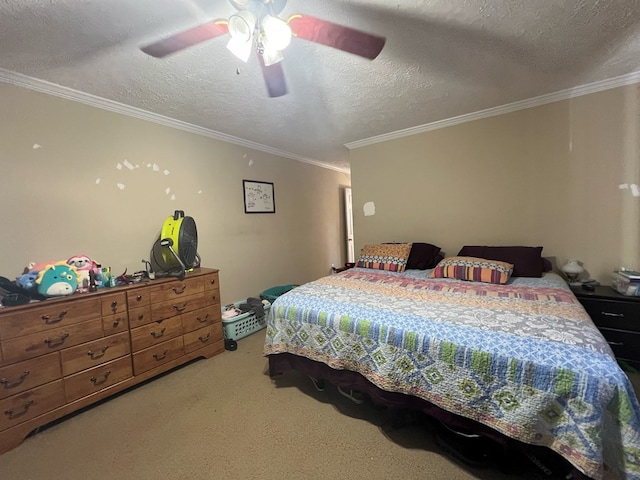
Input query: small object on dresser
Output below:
<box><xmin>582</xmin><ymin>283</ymin><xmax>595</xmax><ymax>292</ymax></box>
<box><xmin>561</xmin><ymin>259</ymin><xmax>584</xmax><ymax>285</ymax></box>
<box><xmin>1</xmin><ymin>293</ymin><xmax>30</xmax><ymax>306</ymax></box>
<box><xmin>611</xmin><ymin>271</ymin><xmax>640</xmax><ymax>296</ymax></box>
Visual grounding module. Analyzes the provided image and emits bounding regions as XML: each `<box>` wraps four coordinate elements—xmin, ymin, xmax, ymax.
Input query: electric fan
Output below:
<box><xmin>149</xmin><ymin>210</ymin><xmax>201</xmax><ymax>280</ymax></box>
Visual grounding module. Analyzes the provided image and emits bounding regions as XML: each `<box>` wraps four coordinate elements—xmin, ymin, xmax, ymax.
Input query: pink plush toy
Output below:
<box><xmin>66</xmin><ymin>255</ymin><xmax>99</xmax><ymax>290</ymax></box>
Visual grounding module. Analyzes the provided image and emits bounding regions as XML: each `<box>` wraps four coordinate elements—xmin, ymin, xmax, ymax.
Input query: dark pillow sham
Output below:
<box><xmin>456</xmin><ymin>245</ymin><xmax>544</xmax><ymax>277</ymax></box>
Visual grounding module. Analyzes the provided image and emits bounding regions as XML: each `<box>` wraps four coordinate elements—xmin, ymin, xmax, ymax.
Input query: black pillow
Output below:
<box><xmin>457</xmin><ymin>246</ymin><xmax>544</xmax><ymax>277</ymax></box>
<box><xmin>406</xmin><ymin>243</ymin><xmax>442</xmax><ymax>270</ymax></box>
<box><xmin>383</xmin><ymin>242</ymin><xmax>442</xmax><ymax>270</ymax></box>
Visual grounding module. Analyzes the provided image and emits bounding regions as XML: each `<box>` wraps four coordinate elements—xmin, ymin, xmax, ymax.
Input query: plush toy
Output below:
<box><xmin>25</xmin><ymin>260</ymin><xmax>61</xmax><ymax>273</ymax></box>
<box><xmin>66</xmin><ymin>255</ymin><xmax>99</xmax><ymax>290</ymax></box>
<box><xmin>15</xmin><ymin>271</ymin><xmax>40</xmax><ymax>293</ymax></box>
<box><xmin>35</xmin><ymin>262</ymin><xmax>79</xmax><ymax>297</ymax></box>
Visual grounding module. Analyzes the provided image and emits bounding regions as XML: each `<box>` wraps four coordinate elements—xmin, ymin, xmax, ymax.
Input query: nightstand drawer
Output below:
<box><xmin>597</xmin><ymin>327</ymin><xmax>640</xmax><ymax>363</ymax></box>
<box><xmin>579</xmin><ymin>298</ymin><xmax>640</xmax><ymax>331</ymax></box>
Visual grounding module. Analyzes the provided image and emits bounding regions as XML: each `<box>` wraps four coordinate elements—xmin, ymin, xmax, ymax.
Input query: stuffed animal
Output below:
<box><xmin>67</xmin><ymin>255</ymin><xmax>99</xmax><ymax>290</ymax></box>
<box><xmin>35</xmin><ymin>262</ymin><xmax>79</xmax><ymax>297</ymax></box>
<box><xmin>25</xmin><ymin>260</ymin><xmax>61</xmax><ymax>274</ymax></box>
<box><xmin>15</xmin><ymin>271</ymin><xmax>40</xmax><ymax>293</ymax></box>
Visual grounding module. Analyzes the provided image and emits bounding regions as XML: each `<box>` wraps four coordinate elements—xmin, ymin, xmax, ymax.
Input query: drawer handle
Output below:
<box><xmin>172</xmin><ymin>285</ymin><xmax>187</xmax><ymax>294</ymax></box>
<box><xmin>44</xmin><ymin>333</ymin><xmax>69</xmax><ymax>348</ymax></box>
<box><xmin>199</xmin><ymin>333</ymin><xmax>211</xmax><ymax>343</ymax></box>
<box><xmin>197</xmin><ymin>314</ymin><xmax>210</xmax><ymax>323</ymax></box>
<box><xmin>608</xmin><ymin>341</ymin><xmax>624</xmax><ymax>346</ymax></box>
<box><xmin>112</xmin><ymin>318</ymin><xmax>121</xmax><ymax>328</ymax></box>
<box><xmin>209</xmin><ymin>279</ymin><xmax>216</xmax><ymax>286</ymax></box>
<box><xmin>110</xmin><ymin>300</ymin><xmax>118</xmax><ymax>313</ymax></box>
<box><xmin>602</xmin><ymin>311</ymin><xmax>625</xmax><ymax>318</ymax></box>
<box><xmin>137</xmin><ymin>313</ymin><xmax>145</xmax><ymax>321</ymax></box>
<box><xmin>150</xmin><ymin>328</ymin><xmax>166</xmax><ymax>339</ymax></box>
<box><xmin>136</xmin><ymin>294</ymin><xmax>143</xmax><ymax>301</ymax></box>
<box><xmin>41</xmin><ymin>310</ymin><xmax>68</xmax><ymax>324</ymax></box>
<box><xmin>5</xmin><ymin>400</ymin><xmax>34</xmax><ymax>419</ymax></box>
<box><xmin>153</xmin><ymin>350</ymin><xmax>168</xmax><ymax>361</ymax></box>
<box><xmin>173</xmin><ymin>302</ymin><xmax>187</xmax><ymax>312</ymax></box>
<box><xmin>91</xmin><ymin>370</ymin><xmax>111</xmax><ymax>386</ymax></box>
<box><xmin>87</xmin><ymin>346</ymin><xmax>109</xmax><ymax>360</ymax></box>
<box><xmin>0</xmin><ymin>371</ymin><xmax>30</xmax><ymax>389</ymax></box>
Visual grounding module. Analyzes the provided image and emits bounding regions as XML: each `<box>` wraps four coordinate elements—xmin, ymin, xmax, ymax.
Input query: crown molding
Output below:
<box><xmin>345</xmin><ymin>70</ymin><xmax>640</xmax><ymax>150</ymax></box>
<box><xmin>0</xmin><ymin>68</ymin><xmax>349</xmax><ymax>174</ymax></box>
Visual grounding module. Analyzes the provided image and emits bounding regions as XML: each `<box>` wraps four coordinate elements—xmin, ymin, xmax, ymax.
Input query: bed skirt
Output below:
<box><xmin>267</xmin><ymin>352</ymin><xmax>591</xmax><ymax>480</ymax></box>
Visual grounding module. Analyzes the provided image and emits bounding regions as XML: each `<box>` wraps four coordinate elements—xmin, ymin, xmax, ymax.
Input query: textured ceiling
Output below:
<box><xmin>1</xmin><ymin>0</ymin><xmax>640</xmax><ymax>172</ymax></box>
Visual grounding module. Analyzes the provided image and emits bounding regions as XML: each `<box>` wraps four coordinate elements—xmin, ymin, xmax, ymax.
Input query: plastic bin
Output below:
<box><xmin>260</xmin><ymin>284</ymin><xmax>298</xmax><ymax>303</ymax></box>
<box><xmin>222</xmin><ymin>300</ymin><xmax>271</xmax><ymax>341</ymax></box>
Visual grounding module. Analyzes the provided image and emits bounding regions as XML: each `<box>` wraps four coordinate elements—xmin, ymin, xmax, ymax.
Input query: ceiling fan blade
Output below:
<box><xmin>288</xmin><ymin>14</ymin><xmax>385</xmax><ymax>60</ymax></box>
<box><xmin>141</xmin><ymin>20</ymin><xmax>228</xmax><ymax>58</ymax></box>
<box><xmin>258</xmin><ymin>54</ymin><xmax>288</xmax><ymax>97</ymax></box>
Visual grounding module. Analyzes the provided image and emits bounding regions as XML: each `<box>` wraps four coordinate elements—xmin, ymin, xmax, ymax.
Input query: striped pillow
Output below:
<box><xmin>429</xmin><ymin>256</ymin><xmax>513</xmax><ymax>284</ymax></box>
<box><xmin>356</xmin><ymin>243</ymin><xmax>412</xmax><ymax>272</ymax></box>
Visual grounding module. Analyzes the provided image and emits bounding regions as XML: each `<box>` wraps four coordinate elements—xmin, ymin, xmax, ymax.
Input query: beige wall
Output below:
<box><xmin>350</xmin><ymin>84</ymin><xmax>640</xmax><ymax>283</ymax></box>
<box><xmin>0</xmin><ymin>83</ymin><xmax>350</xmax><ymax>304</ymax></box>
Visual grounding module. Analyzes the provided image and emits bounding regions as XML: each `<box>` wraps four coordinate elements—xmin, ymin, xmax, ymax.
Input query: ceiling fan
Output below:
<box><xmin>140</xmin><ymin>0</ymin><xmax>386</xmax><ymax>97</ymax></box>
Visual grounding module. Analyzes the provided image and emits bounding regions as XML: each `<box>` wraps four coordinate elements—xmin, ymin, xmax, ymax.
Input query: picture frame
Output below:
<box><xmin>243</xmin><ymin>180</ymin><xmax>275</xmax><ymax>214</ymax></box>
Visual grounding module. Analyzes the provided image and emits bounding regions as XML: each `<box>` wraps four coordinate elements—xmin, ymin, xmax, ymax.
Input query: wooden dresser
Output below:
<box><xmin>0</xmin><ymin>267</ymin><xmax>222</xmax><ymax>454</ymax></box>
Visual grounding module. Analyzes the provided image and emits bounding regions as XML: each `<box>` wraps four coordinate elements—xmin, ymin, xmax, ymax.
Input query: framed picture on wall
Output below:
<box><xmin>243</xmin><ymin>180</ymin><xmax>275</xmax><ymax>214</ymax></box>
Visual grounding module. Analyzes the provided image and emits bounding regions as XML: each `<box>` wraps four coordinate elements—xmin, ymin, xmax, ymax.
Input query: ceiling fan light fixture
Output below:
<box><xmin>226</xmin><ymin>36</ymin><xmax>253</xmax><ymax>62</ymax></box>
<box><xmin>262</xmin><ymin>46</ymin><xmax>284</xmax><ymax>66</ymax></box>
<box><xmin>261</xmin><ymin>15</ymin><xmax>292</xmax><ymax>51</ymax></box>
<box><xmin>228</xmin><ymin>10</ymin><xmax>257</xmax><ymax>42</ymax></box>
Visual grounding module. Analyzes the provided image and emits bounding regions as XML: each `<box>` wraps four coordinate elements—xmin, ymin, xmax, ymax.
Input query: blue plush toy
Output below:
<box><xmin>15</xmin><ymin>271</ymin><xmax>40</xmax><ymax>293</ymax></box>
<box><xmin>35</xmin><ymin>263</ymin><xmax>79</xmax><ymax>297</ymax></box>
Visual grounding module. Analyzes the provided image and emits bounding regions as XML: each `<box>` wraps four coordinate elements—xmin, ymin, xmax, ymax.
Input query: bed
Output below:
<box><xmin>263</xmin><ymin>244</ymin><xmax>640</xmax><ymax>480</ymax></box>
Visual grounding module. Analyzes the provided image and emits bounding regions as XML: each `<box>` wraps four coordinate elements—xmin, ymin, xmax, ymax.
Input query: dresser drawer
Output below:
<box><xmin>60</xmin><ymin>331</ymin><xmax>131</xmax><ymax>376</ymax></box>
<box><xmin>204</xmin><ymin>272</ymin><xmax>220</xmax><ymax>292</ymax></box>
<box><xmin>184</xmin><ymin>323</ymin><xmax>222</xmax><ymax>354</ymax></box>
<box><xmin>101</xmin><ymin>292</ymin><xmax>127</xmax><ymax>317</ymax></box>
<box><xmin>130</xmin><ymin>316</ymin><xmax>183</xmax><ymax>352</ymax></box>
<box><xmin>127</xmin><ymin>286</ymin><xmax>150</xmax><ymax>309</ymax></box>
<box><xmin>128</xmin><ymin>305</ymin><xmax>152</xmax><ymax>328</ymax></box>
<box><xmin>181</xmin><ymin>306</ymin><xmax>221</xmax><ymax>333</ymax></box>
<box><xmin>149</xmin><ymin>276</ymin><xmax>205</xmax><ymax>304</ymax></box>
<box><xmin>150</xmin><ymin>294</ymin><xmax>208</xmax><ymax>322</ymax></box>
<box><xmin>580</xmin><ymin>297</ymin><xmax>640</xmax><ymax>331</ymax></box>
<box><xmin>64</xmin><ymin>356</ymin><xmax>133</xmax><ymax>403</ymax></box>
<box><xmin>0</xmin><ymin>353</ymin><xmax>61</xmax><ymax>400</ymax></box>
<box><xmin>0</xmin><ymin>297</ymin><xmax>101</xmax><ymax>339</ymax></box>
<box><xmin>0</xmin><ymin>380</ymin><xmax>65</xmax><ymax>431</ymax></box>
<box><xmin>2</xmin><ymin>319</ymin><xmax>104</xmax><ymax>363</ymax></box>
<box><xmin>132</xmin><ymin>337</ymin><xmax>185</xmax><ymax>375</ymax></box>
<box><xmin>102</xmin><ymin>312</ymin><xmax>129</xmax><ymax>336</ymax></box>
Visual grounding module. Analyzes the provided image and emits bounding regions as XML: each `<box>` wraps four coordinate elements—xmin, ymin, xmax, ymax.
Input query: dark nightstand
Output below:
<box><xmin>571</xmin><ymin>285</ymin><xmax>640</xmax><ymax>370</ymax></box>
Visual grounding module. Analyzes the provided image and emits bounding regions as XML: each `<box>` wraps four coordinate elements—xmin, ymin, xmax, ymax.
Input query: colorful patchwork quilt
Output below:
<box><xmin>263</xmin><ymin>268</ymin><xmax>640</xmax><ymax>480</ymax></box>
